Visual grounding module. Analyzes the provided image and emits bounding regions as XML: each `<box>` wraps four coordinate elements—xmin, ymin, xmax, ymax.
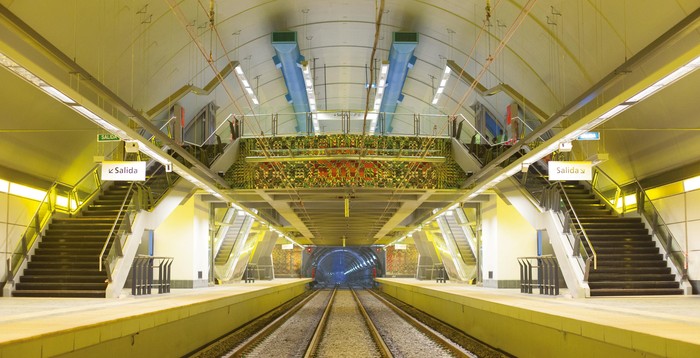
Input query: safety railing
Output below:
<box><xmin>141</xmin><ymin>161</ymin><xmax>180</xmax><ymax>209</ymax></box>
<box><xmin>519</xmin><ymin>163</ymin><xmax>596</xmax><ymax>281</ymax></box>
<box><xmin>99</xmin><ymin>182</ymin><xmax>147</xmax><ymax>282</ymax></box>
<box><xmin>591</xmin><ymin>167</ymin><xmax>625</xmax><ymax>214</ymax></box>
<box><xmin>592</xmin><ymin>167</ymin><xmax>687</xmax><ymax>279</ymax></box>
<box><xmin>64</xmin><ymin>164</ymin><xmax>103</xmax><ymax>215</ymax></box>
<box><xmin>131</xmin><ymin>255</ymin><xmax>174</xmax><ymax>295</ymax></box>
<box><xmin>5</xmin><ymin>184</ymin><xmax>58</xmax><ymax>282</ymax></box>
<box><xmin>416</xmin><ymin>264</ymin><xmax>447</xmax><ymax>281</ymax></box>
<box><xmin>517</xmin><ymin>255</ymin><xmax>560</xmax><ymax>295</ymax></box>
<box><xmin>632</xmin><ymin>181</ymin><xmax>687</xmax><ymax>279</ymax></box>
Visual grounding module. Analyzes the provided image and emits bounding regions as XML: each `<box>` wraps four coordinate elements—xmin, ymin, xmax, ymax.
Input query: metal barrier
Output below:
<box><xmin>517</xmin><ymin>255</ymin><xmax>559</xmax><ymax>296</ymax></box>
<box><xmin>434</xmin><ymin>264</ymin><xmax>447</xmax><ymax>283</ymax></box>
<box><xmin>244</xmin><ymin>263</ymin><xmax>256</xmax><ymax>283</ymax></box>
<box><xmin>132</xmin><ymin>255</ymin><xmax>174</xmax><ymax>296</ymax></box>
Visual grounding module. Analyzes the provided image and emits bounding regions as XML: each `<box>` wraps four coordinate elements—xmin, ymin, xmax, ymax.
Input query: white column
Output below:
<box><xmin>481</xmin><ymin>194</ymin><xmax>537</xmax><ymax>288</ymax></box>
<box><xmin>155</xmin><ymin>195</ymin><xmax>211</xmax><ymax>288</ymax></box>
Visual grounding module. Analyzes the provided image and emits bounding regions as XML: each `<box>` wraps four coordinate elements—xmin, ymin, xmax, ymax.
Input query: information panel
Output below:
<box><xmin>101</xmin><ymin>161</ymin><xmax>146</xmax><ymax>181</ymax></box>
<box><xmin>548</xmin><ymin>161</ymin><xmax>592</xmax><ymax>181</ymax></box>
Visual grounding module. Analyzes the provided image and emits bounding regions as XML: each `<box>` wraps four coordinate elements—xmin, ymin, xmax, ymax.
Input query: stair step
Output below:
<box><xmin>590</xmin><ymin>288</ymin><xmax>684</xmax><ymax>296</ymax></box>
<box><xmin>596</xmin><ymin>253</ymin><xmax>663</xmax><ymax>261</ymax></box>
<box><xmin>52</xmin><ymin>218</ymin><xmax>120</xmax><ymax>224</ymax></box>
<box><xmin>576</xmin><ymin>222</ymin><xmax>646</xmax><ymax>229</ymax></box>
<box><xmin>589</xmin><ymin>241</ymin><xmax>656</xmax><ymax>248</ymax></box>
<box><xmin>27</xmin><ymin>261</ymin><xmax>100</xmax><ymax>269</ymax></box>
<box><xmin>23</xmin><ymin>268</ymin><xmax>107</xmax><ymax>276</ymax></box>
<box><xmin>34</xmin><ymin>248</ymin><xmax>104</xmax><ymax>255</ymax></box>
<box><xmin>15</xmin><ymin>282</ymin><xmax>107</xmax><ymax>291</ymax></box>
<box><xmin>40</xmin><ymin>242</ymin><xmax>107</xmax><ymax>249</ymax></box>
<box><xmin>588</xmin><ymin>281</ymin><xmax>680</xmax><ymax>289</ymax></box>
<box><xmin>20</xmin><ymin>275</ymin><xmax>107</xmax><ymax>283</ymax></box>
<box><xmin>591</xmin><ymin>247</ymin><xmax>659</xmax><ymax>255</ymax></box>
<box><xmin>12</xmin><ymin>290</ymin><xmax>106</xmax><ymax>298</ymax></box>
<box><xmin>587</xmin><ymin>235</ymin><xmax>652</xmax><ymax>241</ymax></box>
<box><xmin>578</xmin><ymin>217</ymin><xmax>642</xmax><ymax>224</ymax></box>
<box><xmin>30</xmin><ymin>255</ymin><xmax>96</xmax><ymax>262</ymax></box>
<box><xmin>594</xmin><ymin>259</ymin><xmax>667</xmax><ymax>267</ymax></box>
<box><xmin>588</xmin><ymin>273</ymin><xmax>676</xmax><ymax>281</ymax></box>
<box><xmin>584</xmin><ymin>228</ymin><xmax>650</xmax><ymax>235</ymax></box>
<box><xmin>591</xmin><ymin>266</ymin><xmax>671</xmax><ymax>274</ymax></box>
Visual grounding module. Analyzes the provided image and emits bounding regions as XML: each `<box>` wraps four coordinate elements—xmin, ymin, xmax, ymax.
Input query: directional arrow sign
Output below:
<box><xmin>101</xmin><ymin>161</ymin><xmax>146</xmax><ymax>181</ymax></box>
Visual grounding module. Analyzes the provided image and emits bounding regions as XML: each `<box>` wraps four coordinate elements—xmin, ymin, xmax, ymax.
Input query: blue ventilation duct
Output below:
<box><xmin>271</xmin><ymin>32</ymin><xmax>309</xmax><ymax>132</ymax></box>
<box><xmin>377</xmin><ymin>32</ymin><xmax>418</xmax><ymax>133</ymax></box>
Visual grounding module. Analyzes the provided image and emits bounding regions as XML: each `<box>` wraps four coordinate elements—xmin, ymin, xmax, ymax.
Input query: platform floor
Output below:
<box><xmin>0</xmin><ymin>279</ymin><xmax>309</xmax><ymax>352</ymax></box>
<box><xmin>377</xmin><ymin>278</ymin><xmax>700</xmax><ymax>357</ymax></box>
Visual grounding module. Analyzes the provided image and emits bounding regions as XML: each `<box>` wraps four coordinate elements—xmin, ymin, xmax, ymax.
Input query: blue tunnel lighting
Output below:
<box><xmin>375</xmin><ymin>32</ymin><xmax>418</xmax><ymax>133</ymax></box>
<box><xmin>271</xmin><ymin>31</ymin><xmax>311</xmax><ymax>132</ymax></box>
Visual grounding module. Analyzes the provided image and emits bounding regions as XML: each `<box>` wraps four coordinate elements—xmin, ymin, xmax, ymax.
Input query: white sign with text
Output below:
<box><xmin>101</xmin><ymin>161</ymin><xmax>147</xmax><ymax>181</ymax></box>
<box><xmin>548</xmin><ymin>161</ymin><xmax>592</xmax><ymax>181</ymax></box>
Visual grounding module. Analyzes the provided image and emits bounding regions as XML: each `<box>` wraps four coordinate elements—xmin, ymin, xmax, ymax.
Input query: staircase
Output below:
<box><xmin>13</xmin><ymin>183</ymin><xmax>132</xmax><ymax>298</ymax></box>
<box><xmin>443</xmin><ymin>214</ymin><xmax>477</xmax><ymax>267</ymax></box>
<box><xmin>561</xmin><ymin>182</ymin><xmax>683</xmax><ymax>296</ymax></box>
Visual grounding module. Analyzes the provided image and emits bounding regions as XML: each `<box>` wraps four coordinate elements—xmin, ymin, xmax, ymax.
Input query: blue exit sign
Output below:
<box><xmin>577</xmin><ymin>132</ymin><xmax>600</xmax><ymax>141</ymax></box>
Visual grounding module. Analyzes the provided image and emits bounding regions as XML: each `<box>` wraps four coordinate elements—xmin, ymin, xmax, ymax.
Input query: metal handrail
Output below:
<box><xmin>66</xmin><ymin>164</ymin><xmax>102</xmax><ymax>214</ymax></box>
<box><xmin>556</xmin><ymin>182</ymin><xmax>597</xmax><ymax>273</ymax></box>
<box><xmin>591</xmin><ymin>166</ymin><xmax>625</xmax><ymax>212</ymax></box>
<box><xmin>98</xmin><ymin>182</ymin><xmax>137</xmax><ymax>272</ymax></box>
<box><xmin>632</xmin><ymin>180</ymin><xmax>688</xmax><ymax>278</ymax></box>
<box><xmin>6</xmin><ymin>183</ymin><xmax>57</xmax><ymax>282</ymax></box>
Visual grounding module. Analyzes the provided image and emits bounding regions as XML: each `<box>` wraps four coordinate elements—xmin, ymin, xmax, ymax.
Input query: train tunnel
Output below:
<box><xmin>302</xmin><ymin>247</ymin><xmax>385</xmax><ymax>287</ymax></box>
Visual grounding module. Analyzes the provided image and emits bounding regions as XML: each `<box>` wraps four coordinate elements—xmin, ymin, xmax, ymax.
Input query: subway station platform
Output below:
<box><xmin>376</xmin><ymin>278</ymin><xmax>700</xmax><ymax>358</ymax></box>
<box><xmin>0</xmin><ymin>279</ymin><xmax>311</xmax><ymax>357</ymax></box>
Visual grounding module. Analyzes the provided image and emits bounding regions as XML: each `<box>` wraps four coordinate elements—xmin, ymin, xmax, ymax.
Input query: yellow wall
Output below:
<box><xmin>0</xmin><ymin>280</ymin><xmax>310</xmax><ymax>357</ymax></box>
<box><xmin>377</xmin><ymin>279</ymin><xmax>698</xmax><ymax>358</ymax></box>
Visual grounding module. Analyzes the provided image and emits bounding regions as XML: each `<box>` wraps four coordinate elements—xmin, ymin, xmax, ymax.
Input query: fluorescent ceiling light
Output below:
<box><xmin>302</xmin><ymin>62</ymin><xmax>318</xmax><ymax>122</ymax></box>
<box><xmin>370</xmin><ymin>62</ymin><xmax>390</xmax><ymax>134</ymax></box>
<box><xmin>39</xmin><ymin>85</ymin><xmax>75</xmax><ymax>104</ymax></box>
<box><xmin>684</xmin><ymin>175</ymin><xmax>700</xmax><ymax>192</ymax></box>
<box><xmin>234</xmin><ymin>64</ymin><xmax>260</xmax><ymax>106</ymax></box>
<box><xmin>431</xmin><ymin>65</ymin><xmax>452</xmax><ymax>105</ymax></box>
<box><xmin>598</xmin><ymin>104</ymin><xmax>629</xmax><ymax>120</ymax></box>
<box><xmin>9</xmin><ymin>182</ymin><xmax>46</xmax><ymax>202</ymax></box>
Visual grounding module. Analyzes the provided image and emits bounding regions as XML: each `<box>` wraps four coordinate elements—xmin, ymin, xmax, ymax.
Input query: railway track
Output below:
<box><xmin>193</xmin><ymin>287</ymin><xmax>476</xmax><ymax>357</ymax></box>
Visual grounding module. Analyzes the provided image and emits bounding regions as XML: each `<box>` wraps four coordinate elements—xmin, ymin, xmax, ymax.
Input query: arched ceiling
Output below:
<box><xmin>0</xmin><ymin>1</ymin><xmax>699</xmax><ymax>244</ymax></box>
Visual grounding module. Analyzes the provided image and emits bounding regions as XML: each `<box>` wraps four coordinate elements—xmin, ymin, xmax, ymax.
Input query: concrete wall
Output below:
<box><xmin>481</xmin><ymin>193</ymin><xmax>537</xmax><ymax>288</ymax></box>
<box><xmin>377</xmin><ymin>279</ymin><xmax>695</xmax><ymax>358</ymax></box>
<box><xmin>0</xmin><ymin>194</ymin><xmax>40</xmax><ymax>286</ymax></box>
<box><xmin>0</xmin><ymin>280</ymin><xmax>311</xmax><ymax>357</ymax></box>
<box><xmin>651</xmin><ymin>188</ymin><xmax>700</xmax><ymax>293</ymax></box>
<box><xmin>154</xmin><ymin>195</ymin><xmax>210</xmax><ymax>288</ymax></box>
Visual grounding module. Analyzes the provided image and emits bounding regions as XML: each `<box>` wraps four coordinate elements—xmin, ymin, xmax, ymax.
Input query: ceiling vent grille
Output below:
<box><xmin>393</xmin><ymin>32</ymin><xmax>418</xmax><ymax>43</ymax></box>
<box><xmin>272</xmin><ymin>31</ymin><xmax>297</xmax><ymax>43</ymax></box>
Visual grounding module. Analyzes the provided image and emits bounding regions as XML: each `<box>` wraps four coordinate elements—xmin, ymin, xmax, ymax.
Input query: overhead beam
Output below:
<box><xmin>373</xmin><ymin>190</ymin><xmax>434</xmax><ymax>240</ymax></box>
<box><xmin>256</xmin><ymin>190</ymin><xmax>314</xmax><ymax>238</ymax></box>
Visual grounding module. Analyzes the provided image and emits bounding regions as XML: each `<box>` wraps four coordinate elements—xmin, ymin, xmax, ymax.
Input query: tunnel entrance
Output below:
<box><xmin>302</xmin><ymin>247</ymin><xmax>385</xmax><ymax>287</ymax></box>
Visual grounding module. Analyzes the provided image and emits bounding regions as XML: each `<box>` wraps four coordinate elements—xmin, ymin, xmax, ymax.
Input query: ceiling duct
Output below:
<box><xmin>376</xmin><ymin>32</ymin><xmax>418</xmax><ymax>133</ymax></box>
<box><xmin>271</xmin><ymin>31</ymin><xmax>311</xmax><ymax>132</ymax></box>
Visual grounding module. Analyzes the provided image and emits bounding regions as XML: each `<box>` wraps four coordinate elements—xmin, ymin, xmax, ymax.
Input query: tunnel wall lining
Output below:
<box><xmin>0</xmin><ymin>279</ymin><xmax>310</xmax><ymax>357</ymax></box>
<box><xmin>376</xmin><ymin>278</ymin><xmax>697</xmax><ymax>358</ymax></box>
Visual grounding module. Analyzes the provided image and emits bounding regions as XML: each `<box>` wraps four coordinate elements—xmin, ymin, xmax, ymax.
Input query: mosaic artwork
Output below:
<box><xmin>226</xmin><ymin>135</ymin><xmax>467</xmax><ymax>189</ymax></box>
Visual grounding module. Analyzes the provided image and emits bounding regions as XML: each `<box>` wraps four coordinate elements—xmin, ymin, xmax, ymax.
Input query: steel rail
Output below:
<box><xmin>224</xmin><ymin>289</ymin><xmax>323</xmax><ymax>358</ymax></box>
<box><xmin>351</xmin><ymin>288</ymin><xmax>394</xmax><ymax>358</ymax></box>
<box><xmin>366</xmin><ymin>289</ymin><xmax>471</xmax><ymax>357</ymax></box>
<box><xmin>303</xmin><ymin>287</ymin><xmax>338</xmax><ymax>358</ymax></box>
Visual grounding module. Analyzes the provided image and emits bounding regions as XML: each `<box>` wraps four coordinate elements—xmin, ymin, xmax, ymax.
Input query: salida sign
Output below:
<box><xmin>548</xmin><ymin>161</ymin><xmax>592</xmax><ymax>181</ymax></box>
<box><xmin>101</xmin><ymin>161</ymin><xmax>146</xmax><ymax>181</ymax></box>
